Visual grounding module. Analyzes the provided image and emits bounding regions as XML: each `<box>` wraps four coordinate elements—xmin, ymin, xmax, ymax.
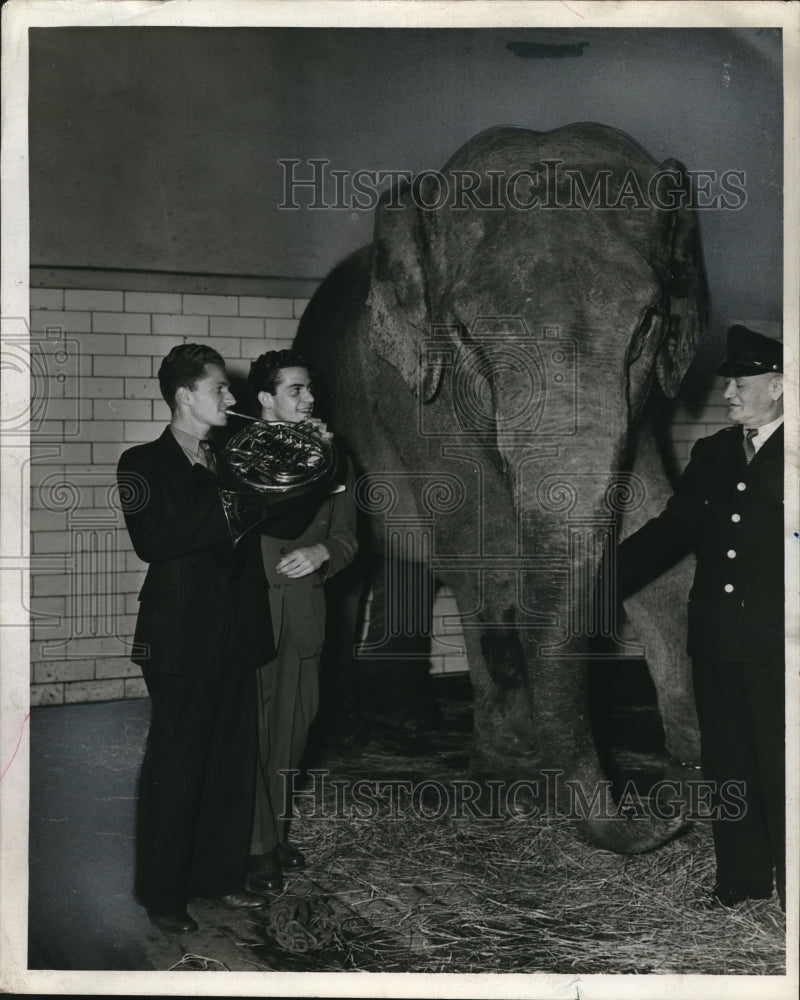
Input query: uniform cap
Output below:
<box><xmin>717</xmin><ymin>325</ymin><xmax>783</xmax><ymax>377</ymax></box>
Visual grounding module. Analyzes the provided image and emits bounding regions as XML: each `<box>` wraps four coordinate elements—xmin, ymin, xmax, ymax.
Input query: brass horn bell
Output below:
<box><xmin>217</xmin><ymin>413</ymin><xmax>340</xmax><ymax>544</ymax></box>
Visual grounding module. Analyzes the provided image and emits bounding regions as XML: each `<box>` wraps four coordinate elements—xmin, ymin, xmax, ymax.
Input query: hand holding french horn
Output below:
<box><xmin>295</xmin><ymin>416</ymin><xmax>333</xmax><ymax>443</ymax></box>
<box><xmin>216</xmin><ymin>411</ymin><xmax>342</xmax><ymax>544</ymax></box>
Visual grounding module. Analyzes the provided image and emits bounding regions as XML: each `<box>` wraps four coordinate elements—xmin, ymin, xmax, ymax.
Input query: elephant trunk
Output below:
<box><xmin>534</xmin><ymin>657</ymin><xmax>687</xmax><ymax>852</ymax></box>
<box><xmin>581</xmin><ymin>814</ymin><xmax>685</xmax><ymax>855</ymax></box>
<box><xmin>461</xmin><ymin>581</ymin><xmax>687</xmax><ymax>854</ymax></box>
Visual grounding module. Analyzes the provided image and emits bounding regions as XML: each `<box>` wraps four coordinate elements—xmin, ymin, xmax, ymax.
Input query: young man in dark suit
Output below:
<box><xmin>244</xmin><ymin>351</ymin><xmax>358</xmax><ymax>894</ymax></box>
<box><xmin>617</xmin><ymin>326</ymin><xmax>785</xmax><ymax>909</ymax></box>
<box><xmin>116</xmin><ymin>344</ymin><xmax>273</xmax><ymax>933</ymax></box>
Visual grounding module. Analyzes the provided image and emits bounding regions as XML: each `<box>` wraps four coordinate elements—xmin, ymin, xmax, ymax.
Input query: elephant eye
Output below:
<box><xmin>641</xmin><ymin>305</ymin><xmax>660</xmax><ymax>334</ymax></box>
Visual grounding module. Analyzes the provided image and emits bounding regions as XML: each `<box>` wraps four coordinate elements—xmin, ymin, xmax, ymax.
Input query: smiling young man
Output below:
<box><xmin>244</xmin><ymin>350</ymin><xmax>357</xmax><ymax>893</ymax></box>
<box><xmin>116</xmin><ymin>344</ymin><xmax>273</xmax><ymax>933</ymax></box>
<box><xmin>617</xmin><ymin>325</ymin><xmax>785</xmax><ymax>909</ymax></box>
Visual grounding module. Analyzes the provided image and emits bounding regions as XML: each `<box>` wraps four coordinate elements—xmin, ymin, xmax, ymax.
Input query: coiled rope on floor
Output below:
<box><xmin>266</xmin><ymin>893</ymin><xmax>340</xmax><ymax>952</ymax></box>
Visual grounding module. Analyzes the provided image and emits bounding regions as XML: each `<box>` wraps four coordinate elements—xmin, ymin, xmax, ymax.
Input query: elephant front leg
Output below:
<box><xmin>446</xmin><ymin>573</ymin><xmax>541</xmax><ymax>776</ymax></box>
<box><xmin>464</xmin><ymin>627</ymin><xmax>544</xmax><ymax>776</ymax></box>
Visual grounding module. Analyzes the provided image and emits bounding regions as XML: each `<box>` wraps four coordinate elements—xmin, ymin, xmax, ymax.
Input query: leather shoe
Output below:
<box><xmin>277</xmin><ymin>842</ymin><xmax>306</xmax><ymax>870</ymax></box>
<box><xmin>247</xmin><ymin>849</ymin><xmax>284</xmax><ymax>893</ymax></box>
<box><xmin>147</xmin><ymin>909</ymin><xmax>198</xmax><ymax>934</ymax></box>
<box><xmin>217</xmin><ymin>890</ymin><xmax>269</xmax><ymax>910</ymax></box>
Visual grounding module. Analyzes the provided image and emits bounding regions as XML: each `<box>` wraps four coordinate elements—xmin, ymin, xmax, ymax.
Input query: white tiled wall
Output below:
<box><xmin>668</xmin><ymin>398</ymin><xmax>731</xmax><ymax>464</ymax></box>
<box><xmin>28</xmin><ymin>286</ymin><xmax>306</xmax><ymax>706</ymax></box>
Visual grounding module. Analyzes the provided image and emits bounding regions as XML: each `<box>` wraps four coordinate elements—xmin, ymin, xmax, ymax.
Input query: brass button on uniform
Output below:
<box><xmin>724</xmin><ymin>583</ymin><xmax>734</xmax><ymax>593</ymax></box>
<box><xmin>727</xmin><ymin>549</ymin><xmax>737</xmax><ymax>558</ymax></box>
<box><xmin>736</xmin><ymin>482</ymin><xmax>746</xmax><ymax>491</ymax></box>
<box><xmin>731</xmin><ymin>513</ymin><xmax>741</xmax><ymax>523</ymax></box>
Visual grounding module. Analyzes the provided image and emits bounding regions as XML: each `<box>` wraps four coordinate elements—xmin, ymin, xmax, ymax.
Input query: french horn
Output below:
<box><xmin>217</xmin><ymin>411</ymin><xmax>341</xmax><ymax>544</ymax></box>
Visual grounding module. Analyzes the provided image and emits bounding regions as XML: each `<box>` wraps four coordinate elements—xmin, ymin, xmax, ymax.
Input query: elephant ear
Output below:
<box><xmin>366</xmin><ymin>182</ymin><xmax>448</xmax><ymax>403</ymax></box>
<box><xmin>654</xmin><ymin>159</ymin><xmax>709</xmax><ymax>397</ymax></box>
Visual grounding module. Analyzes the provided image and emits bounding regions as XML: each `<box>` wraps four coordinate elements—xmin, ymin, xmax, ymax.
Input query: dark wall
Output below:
<box><xmin>30</xmin><ymin>27</ymin><xmax>783</xmax><ymax>363</ymax></box>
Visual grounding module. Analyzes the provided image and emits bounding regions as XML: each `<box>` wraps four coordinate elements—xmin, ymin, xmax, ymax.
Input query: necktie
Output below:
<box><xmin>743</xmin><ymin>427</ymin><xmax>758</xmax><ymax>464</ymax></box>
<box><xmin>199</xmin><ymin>439</ymin><xmax>218</xmax><ymax>478</ymax></box>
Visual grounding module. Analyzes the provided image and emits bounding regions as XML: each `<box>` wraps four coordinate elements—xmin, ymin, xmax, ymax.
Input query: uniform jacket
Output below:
<box><xmin>617</xmin><ymin>423</ymin><xmax>784</xmax><ymax>661</ymax></box>
<box><xmin>117</xmin><ymin>427</ymin><xmax>274</xmax><ymax>677</ymax></box>
<box><xmin>259</xmin><ymin>459</ymin><xmax>358</xmax><ymax>659</ymax></box>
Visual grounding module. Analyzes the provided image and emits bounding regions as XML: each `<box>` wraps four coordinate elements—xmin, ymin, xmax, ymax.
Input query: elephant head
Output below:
<box><xmin>296</xmin><ymin>124</ymin><xmax>709</xmax><ymax>853</ymax></box>
<box><xmin>365</xmin><ymin>125</ymin><xmax>706</xmax><ymax>449</ymax></box>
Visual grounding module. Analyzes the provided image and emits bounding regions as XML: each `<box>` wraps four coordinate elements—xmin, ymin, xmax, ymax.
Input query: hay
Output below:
<box><xmin>256</xmin><ymin>712</ymin><xmax>786</xmax><ymax>975</ymax></box>
<box><xmin>283</xmin><ymin>801</ymin><xmax>785</xmax><ymax>974</ymax></box>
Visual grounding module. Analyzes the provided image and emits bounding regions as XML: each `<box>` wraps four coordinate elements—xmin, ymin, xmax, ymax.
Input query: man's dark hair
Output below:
<box><xmin>247</xmin><ymin>349</ymin><xmax>310</xmax><ymax>397</ymax></box>
<box><xmin>158</xmin><ymin>343</ymin><xmax>226</xmax><ymax>411</ymax></box>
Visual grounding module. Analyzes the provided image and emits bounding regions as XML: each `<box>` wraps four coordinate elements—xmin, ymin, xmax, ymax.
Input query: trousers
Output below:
<box><xmin>250</xmin><ymin>621</ymin><xmax>320</xmax><ymax>856</ymax></box>
<box><xmin>136</xmin><ymin>663</ymin><xmax>257</xmax><ymax>912</ymax></box>
<box><xmin>692</xmin><ymin>657</ymin><xmax>785</xmax><ymax>903</ymax></box>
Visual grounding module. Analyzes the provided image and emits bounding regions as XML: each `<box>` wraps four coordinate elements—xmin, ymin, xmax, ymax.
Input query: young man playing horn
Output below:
<box><xmin>245</xmin><ymin>350</ymin><xmax>358</xmax><ymax>894</ymax></box>
<box><xmin>116</xmin><ymin>343</ymin><xmax>273</xmax><ymax>933</ymax></box>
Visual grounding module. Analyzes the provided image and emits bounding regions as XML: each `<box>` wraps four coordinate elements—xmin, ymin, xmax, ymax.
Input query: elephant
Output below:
<box><xmin>295</xmin><ymin>123</ymin><xmax>707</xmax><ymax>852</ymax></box>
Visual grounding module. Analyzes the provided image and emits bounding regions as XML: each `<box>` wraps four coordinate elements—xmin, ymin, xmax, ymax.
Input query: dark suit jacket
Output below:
<box><xmin>617</xmin><ymin>423</ymin><xmax>784</xmax><ymax>661</ymax></box>
<box><xmin>117</xmin><ymin>427</ymin><xmax>274</xmax><ymax>677</ymax></box>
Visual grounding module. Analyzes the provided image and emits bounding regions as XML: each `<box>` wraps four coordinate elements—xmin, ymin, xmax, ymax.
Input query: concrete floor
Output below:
<box><xmin>28</xmin><ymin>698</ymin><xmax>279</xmax><ymax>972</ymax></box>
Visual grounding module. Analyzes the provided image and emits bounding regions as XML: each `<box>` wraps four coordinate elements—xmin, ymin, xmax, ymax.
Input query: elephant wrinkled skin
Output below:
<box><xmin>296</xmin><ymin>124</ymin><xmax>707</xmax><ymax>852</ymax></box>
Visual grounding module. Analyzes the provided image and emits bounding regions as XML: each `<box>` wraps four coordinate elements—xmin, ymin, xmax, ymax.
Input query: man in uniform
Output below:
<box><xmin>244</xmin><ymin>350</ymin><xmax>358</xmax><ymax>894</ymax></box>
<box><xmin>117</xmin><ymin>343</ymin><xmax>272</xmax><ymax>933</ymax></box>
<box><xmin>617</xmin><ymin>325</ymin><xmax>784</xmax><ymax>908</ymax></box>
